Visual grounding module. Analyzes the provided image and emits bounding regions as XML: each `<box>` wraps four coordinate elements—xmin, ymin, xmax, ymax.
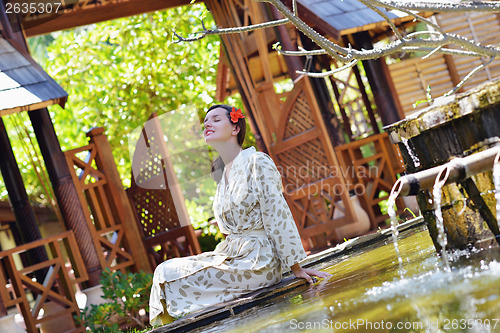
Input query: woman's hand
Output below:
<box><xmin>290</xmin><ymin>263</ymin><xmax>332</xmax><ymax>284</ymax></box>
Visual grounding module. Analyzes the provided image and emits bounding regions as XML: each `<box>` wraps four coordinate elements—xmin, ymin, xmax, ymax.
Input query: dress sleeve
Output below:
<box><xmin>251</xmin><ymin>152</ymin><xmax>307</xmax><ymax>268</ymax></box>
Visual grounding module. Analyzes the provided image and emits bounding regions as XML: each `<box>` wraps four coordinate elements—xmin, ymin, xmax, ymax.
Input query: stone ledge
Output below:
<box><xmin>385</xmin><ymin>77</ymin><xmax>500</xmax><ymax>143</ymax></box>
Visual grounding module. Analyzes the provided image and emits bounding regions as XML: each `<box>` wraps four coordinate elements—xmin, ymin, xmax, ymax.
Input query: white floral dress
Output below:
<box><xmin>149</xmin><ymin>147</ymin><xmax>307</xmax><ymax>325</ymax></box>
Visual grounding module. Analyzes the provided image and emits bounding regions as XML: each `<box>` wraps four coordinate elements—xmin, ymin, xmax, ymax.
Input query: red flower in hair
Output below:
<box><xmin>230</xmin><ymin>107</ymin><xmax>245</xmax><ymax>123</ymax></box>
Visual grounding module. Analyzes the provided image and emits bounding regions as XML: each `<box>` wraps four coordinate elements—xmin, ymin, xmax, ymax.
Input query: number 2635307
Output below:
<box><xmin>5</xmin><ymin>2</ymin><xmax>62</xmax><ymax>14</ymax></box>
<box><xmin>443</xmin><ymin>319</ymin><xmax>499</xmax><ymax>330</ymax></box>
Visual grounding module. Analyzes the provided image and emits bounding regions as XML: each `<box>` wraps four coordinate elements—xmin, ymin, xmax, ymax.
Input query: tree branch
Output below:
<box><xmin>444</xmin><ymin>56</ymin><xmax>495</xmax><ymax>96</ymax></box>
<box><xmin>370</xmin><ymin>0</ymin><xmax>444</xmax><ymax>33</ymax></box>
<box><xmin>173</xmin><ymin>18</ymin><xmax>289</xmax><ymax>42</ymax></box>
<box><xmin>377</xmin><ymin>1</ymin><xmax>500</xmax><ymax>12</ymax></box>
<box><xmin>297</xmin><ymin>59</ymin><xmax>359</xmax><ymax>78</ymax></box>
<box><xmin>177</xmin><ymin>0</ymin><xmax>500</xmax><ymax>95</ymax></box>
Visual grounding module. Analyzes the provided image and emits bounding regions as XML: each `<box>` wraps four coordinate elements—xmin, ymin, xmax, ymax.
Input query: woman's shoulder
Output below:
<box><xmin>245</xmin><ymin>150</ymin><xmax>279</xmax><ymax>174</ymax></box>
<box><xmin>247</xmin><ymin>149</ymin><xmax>273</xmax><ymax>164</ymax></box>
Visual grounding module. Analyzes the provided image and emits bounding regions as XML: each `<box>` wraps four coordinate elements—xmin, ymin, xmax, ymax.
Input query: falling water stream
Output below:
<box><xmin>387</xmin><ymin>193</ymin><xmax>405</xmax><ymax>278</ymax></box>
<box><xmin>401</xmin><ymin>138</ymin><xmax>421</xmax><ymax>169</ymax></box>
<box><xmin>494</xmin><ymin>152</ymin><xmax>500</xmax><ymax>232</ymax></box>
<box><xmin>432</xmin><ymin>166</ymin><xmax>451</xmax><ymax>271</ymax></box>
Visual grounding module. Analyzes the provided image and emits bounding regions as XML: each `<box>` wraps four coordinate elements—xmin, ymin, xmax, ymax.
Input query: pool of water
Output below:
<box><xmin>194</xmin><ymin>224</ymin><xmax>500</xmax><ymax>332</ymax></box>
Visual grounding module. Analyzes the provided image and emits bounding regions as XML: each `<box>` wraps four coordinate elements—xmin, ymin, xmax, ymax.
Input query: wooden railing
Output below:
<box><xmin>0</xmin><ymin>231</ymin><xmax>87</xmax><ymax>333</ymax></box>
<box><xmin>65</xmin><ymin>143</ymin><xmax>135</xmax><ymax>273</ymax></box>
<box><xmin>335</xmin><ymin>132</ymin><xmax>407</xmax><ymax>228</ymax></box>
<box><xmin>64</xmin><ymin>128</ymin><xmax>151</xmax><ymax>274</ymax></box>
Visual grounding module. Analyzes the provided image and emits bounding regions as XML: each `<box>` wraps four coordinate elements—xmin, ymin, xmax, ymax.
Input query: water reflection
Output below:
<box><xmin>194</xmin><ymin>225</ymin><xmax>500</xmax><ymax>333</ymax></box>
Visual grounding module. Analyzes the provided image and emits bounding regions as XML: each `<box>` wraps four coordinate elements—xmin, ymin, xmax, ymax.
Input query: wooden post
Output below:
<box><xmin>352</xmin><ymin>62</ymin><xmax>380</xmax><ymax>134</ymax></box>
<box><xmin>352</xmin><ymin>31</ymin><xmax>403</xmax><ymax>126</ymax></box>
<box><xmin>0</xmin><ymin>295</ymin><xmax>6</xmax><ymax>317</ymax></box>
<box><xmin>268</xmin><ymin>5</ymin><xmax>302</xmax><ymax>81</ymax></box>
<box><xmin>0</xmin><ymin>118</ymin><xmax>48</xmax><ymax>276</ymax></box>
<box><xmin>86</xmin><ymin>127</ymin><xmax>152</xmax><ymax>273</ymax></box>
<box><xmin>29</xmin><ymin>108</ymin><xmax>102</xmax><ymax>286</ymax></box>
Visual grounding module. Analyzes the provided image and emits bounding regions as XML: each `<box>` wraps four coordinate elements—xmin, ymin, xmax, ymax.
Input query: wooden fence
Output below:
<box><xmin>64</xmin><ymin>127</ymin><xmax>151</xmax><ymax>274</ymax></box>
<box><xmin>335</xmin><ymin>132</ymin><xmax>406</xmax><ymax>227</ymax></box>
<box><xmin>0</xmin><ymin>231</ymin><xmax>87</xmax><ymax>333</ymax></box>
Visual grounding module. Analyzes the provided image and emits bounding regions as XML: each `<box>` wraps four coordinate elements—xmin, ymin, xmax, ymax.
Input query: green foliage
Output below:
<box><xmin>378</xmin><ymin>190</ymin><xmax>390</xmax><ymax>217</ymax></box>
<box><xmin>1</xmin><ymin>4</ymin><xmax>255</xmax><ymax>239</ymax></box>
<box><xmin>77</xmin><ymin>269</ymin><xmax>153</xmax><ymax>332</ymax></box>
<box><xmin>34</xmin><ymin>5</ymin><xmax>222</xmax><ymax>184</ymax></box>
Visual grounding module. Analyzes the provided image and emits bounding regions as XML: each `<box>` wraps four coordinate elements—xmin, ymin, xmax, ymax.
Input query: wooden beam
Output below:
<box><xmin>23</xmin><ymin>0</ymin><xmax>193</xmax><ymax>37</ymax></box>
<box><xmin>352</xmin><ymin>31</ymin><xmax>403</xmax><ymax>126</ymax></box>
<box><xmin>241</xmin><ymin>28</ymin><xmax>276</xmax><ymax>58</ymax></box>
<box><xmin>271</xmin><ymin>127</ymin><xmax>321</xmax><ymax>155</ymax></box>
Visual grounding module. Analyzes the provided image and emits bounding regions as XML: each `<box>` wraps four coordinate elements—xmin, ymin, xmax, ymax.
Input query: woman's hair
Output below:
<box><xmin>206</xmin><ymin>104</ymin><xmax>246</xmax><ymax>183</ymax></box>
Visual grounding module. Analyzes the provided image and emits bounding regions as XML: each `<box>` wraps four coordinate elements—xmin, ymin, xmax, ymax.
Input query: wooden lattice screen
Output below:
<box><xmin>126</xmin><ymin>113</ymin><xmax>201</xmax><ymax>267</ymax></box>
<box><xmin>270</xmin><ymin>77</ymin><xmax>359</xmax><ymax>249</ymax></box>
<box><xmin>64</xmin><ymin>128</ymin><xmax>151</xmax><ymax>274</ymax></box>
<box><xmin>0</xmin><ymin>231</ymin><xmax>87</xmax><ymax>333</ymax></box>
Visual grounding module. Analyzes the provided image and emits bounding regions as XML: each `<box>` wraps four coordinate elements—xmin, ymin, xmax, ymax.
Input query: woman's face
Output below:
<box><xmin>203</xmin><ymin>107</ymin><xmax>238</xmax><ymax>144</ymax></box>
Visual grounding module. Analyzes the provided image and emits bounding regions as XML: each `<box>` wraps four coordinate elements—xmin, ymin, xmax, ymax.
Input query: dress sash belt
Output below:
<box><xmin>227</xmin><ymin>228</ymin><xmax>267</xmax><ymax>239</ymax></box>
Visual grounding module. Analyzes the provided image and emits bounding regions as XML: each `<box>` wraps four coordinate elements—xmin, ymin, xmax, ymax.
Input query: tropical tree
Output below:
<box><xmin>1</xmin><ymin>4</ymin><xmax>254</xmax><ymax>233</ymax></box>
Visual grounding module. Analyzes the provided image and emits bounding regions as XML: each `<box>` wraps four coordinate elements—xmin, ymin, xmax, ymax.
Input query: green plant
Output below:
<box><xmin>76</xmin><ymin>269</ymin><xmax>154</xmax><ymax>332</ymax></box>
